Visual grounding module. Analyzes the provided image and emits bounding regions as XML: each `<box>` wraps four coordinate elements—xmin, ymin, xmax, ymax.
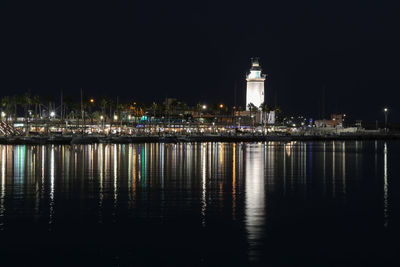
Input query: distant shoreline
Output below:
<box><xmin>0</xmin><ymin>133</ymin><xmax>399</xmax><ymax>145</ymax></box>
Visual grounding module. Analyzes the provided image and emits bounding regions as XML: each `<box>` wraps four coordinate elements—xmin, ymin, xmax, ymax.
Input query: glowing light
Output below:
<box><xmin>100</xmin><ymin>115</ymin><xmax>104</xmax><ymax>120</ymax></box>
<box><xmin>90</xmin><ymin>98</ymin><xmax>95</xmax><ymax>103</ymax></box>
<box><xmin>113</xmin><ymin>115</ymin><xmax>118</xmax><ymax>120</ymax></box>
<box><xmin>202</xmin><ymin>105</ymin><xmax>207</xmax><ymax>110</ymax></box>
<box><xmin>384</xmin><ymin>107</ymin><xmax>388</xmax><ymax>112</ymax></box>
<box><xmin>1</xmin><ymin>112</ymin><xmax>5</xmax><ymax>118</ymax></box>
<box><xmin>50</xmin><ymin>111</ymin><xmax>55</xmax><ymax>118</ymax></box>
<box><xmin>219</xmin><ymin>104</ymin><xmax>224</xmax><ymax>109</ymax></box>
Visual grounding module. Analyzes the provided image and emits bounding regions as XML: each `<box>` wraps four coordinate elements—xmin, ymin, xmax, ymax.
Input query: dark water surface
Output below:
<box><xmin>0</xmin><ymin>141</ymin><xmax>399</xmax><ymax>266</ymax></box>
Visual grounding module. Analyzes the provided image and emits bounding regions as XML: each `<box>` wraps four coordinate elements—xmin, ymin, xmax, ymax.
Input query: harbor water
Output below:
<box><xmin>0</xmin><ymin>141</ymin><xmax>399</xmax><ymax>266</ymax></box>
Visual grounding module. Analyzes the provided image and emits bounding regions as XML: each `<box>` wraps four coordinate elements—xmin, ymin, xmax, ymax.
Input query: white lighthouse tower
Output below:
<box><xmin>246</xmin><ymin>57</ymin><xmax>266</xmax><ymax>110</ymax></box>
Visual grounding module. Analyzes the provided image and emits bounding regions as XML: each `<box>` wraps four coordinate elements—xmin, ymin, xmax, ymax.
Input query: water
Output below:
<box><xmin>0</xmin><ymin>141</ymin><xmax>399</xmax><ymax>266</ymax></box>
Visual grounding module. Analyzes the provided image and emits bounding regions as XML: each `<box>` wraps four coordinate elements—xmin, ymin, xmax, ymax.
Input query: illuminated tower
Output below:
<box><xmin>246</xmin><ymin>57</ymin><xmax>266</xmax><ymax>110</ymax></box>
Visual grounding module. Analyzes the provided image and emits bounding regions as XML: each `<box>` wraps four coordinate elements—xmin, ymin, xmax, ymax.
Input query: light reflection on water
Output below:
<box><xmin>245</xmin><ymin>143</ymin><xmax>265</xmax><ymax>261</ymax></box>
<box><xmin>384</xmin><ymin>142</ymin><xmax>388</xmax><ymax>227</ymax></box>
<box><xmin>0</xmin><ymin>141</ymin><xmax>396</xmax><ymax>264</ymax></box>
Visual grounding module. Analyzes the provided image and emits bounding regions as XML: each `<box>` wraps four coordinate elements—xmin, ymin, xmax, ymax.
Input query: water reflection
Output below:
<box><xmin>201</xmin><ymin>143</ymin><xmax>207</xmax><ymax>226</ymax></box>
<box><xmin>245</xmin><ymin>143</ymin><xmax>265</xmax><ymax>261</ymax></box>
<box><xmin>0</xmin><ymin>146</ymin><xmax>5</xmax><ymax>230</ymax></box>
<box><xmin>0</xmin><ymin>141</ymin><xmax>393</xmax><ymax>263</ymax></box>
<box><xmin>383</xmin><ymin>142</ymin><xmax>388</xmax><ymax>227</ymax></box>
<box><xmin>342</xmin><ymin>142</ymin><xmax>346</xmax><ymax>196</ymax></box>
<box><xmin>49</xmin><ymin>145</ymin><xmax>55</xmax><ymax>227</ymax></box>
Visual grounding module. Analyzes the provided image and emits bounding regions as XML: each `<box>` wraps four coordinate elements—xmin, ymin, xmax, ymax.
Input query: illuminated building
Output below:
<box><xmin>246</xmin><ymin>57</ymin><xmax>266</xmax><ymax>110</ymax></box>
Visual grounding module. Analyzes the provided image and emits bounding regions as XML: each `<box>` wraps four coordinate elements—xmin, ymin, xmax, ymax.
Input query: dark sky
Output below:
<box><xmin>2</xmin><ymin>0</ymin><xmax>400</xmax><ymax>121</ymax></box>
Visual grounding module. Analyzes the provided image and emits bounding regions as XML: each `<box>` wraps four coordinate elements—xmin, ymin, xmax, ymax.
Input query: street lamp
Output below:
<box><xmin>50</xmin><ymin>111</ymin><xmax>55</xmax><ymax>118</ymax></box>
<box><xmin>383</xmin><ymin>107</ymin><xmax>389</xmax><ymax>133</ymax></box>
<box><xmin>90</xmin><ymin>98</ymin><xmax>95</xmax><ymax>104</ymax></box>
<box><xmin>342</xmin><ymin>114</ymin><xmax>346</xmax><ymax>127</ymax></box>
<box><xmin>202</xmin><ymin>105</ymin><xmax>207</xmax><ymax>110</ymax></box>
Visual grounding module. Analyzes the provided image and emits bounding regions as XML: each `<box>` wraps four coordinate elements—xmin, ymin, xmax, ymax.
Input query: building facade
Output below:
<box><xmin>246</xmin><ymin>57</ymin><xmax>266</xmax><ymax>110</ymax></box>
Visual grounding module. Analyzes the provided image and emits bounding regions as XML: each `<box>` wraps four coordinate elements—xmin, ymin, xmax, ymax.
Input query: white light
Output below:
<box><xmin>202</xmin><ymin>105</ymin><xmax>207</xmax><ymax>110</ymax></box>
<box><xmin>50</xmin><ymin>111</ymin><xmax>55</xmax><ymax>118</ymax></box>
<box><xmin>100</xmin><ymin>115</ymin><xmax>104</xmax><ymax>120</ymax></box>
<box><xmin>114</xmin><ymin>115</ymin><xmax>118</xmax><ymax>120</ymax></box>
<box><xmin>1</xmin><ymin>112</ymin><xmax>5</xmax><ymax>117</ymax></box>
<box><xmin>384</xmin><ymin>108</ymin><xmax>388</xmax><ymax>112</ymax></box>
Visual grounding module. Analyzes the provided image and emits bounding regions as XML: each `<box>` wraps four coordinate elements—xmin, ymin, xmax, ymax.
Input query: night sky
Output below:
<box><xmin>2</xmin><ymin>0</ymin><xmax>400</xmax><ymax>121</ymax></box>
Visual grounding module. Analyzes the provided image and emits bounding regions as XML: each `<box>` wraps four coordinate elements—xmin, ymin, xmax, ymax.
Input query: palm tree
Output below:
<box><xmin>72</xmin><ymin>102</ymin><xmax>81</xmax><ymax>131</ymax></box>
<box><xmin>164</xmin><ymin>103</ymin><xmax>171</xmax><ymax>132</ymax></box>
<box><xmin>99</xmin><ymin>96</ymin><xmax>109</xmax><ymax>122</ymax></box>
<box><xmin>195</xmin><ymin>103</ymin><xmax>202</xmax><ymax>114</ymax></box>
<box><xmin>259</xmin><ymin>102</ymin><xmax>269</xmax><ymax>135</ymax></box>
<box><xmin>247</xmin><ymin>103</ymin><xmax>258</xmax><ymax>118</ymax></box>
<box><xmin>22</xmin><ymin>92</ymin><xmax>32</xmax><ymax>120</ymax></box>
<box><xmin>259</xmin><ymin>103</ymin><xmax>269</xmax><ymax>113</ymax></box>
<box><xmin>32</xmin><ymin>95</ymin><xmax>40</xmax><ymax>120</ymax></box>
<box><xmin>108</xmin><ymin>98</ymin><xmax>114</xmax><ymax>122</ymax></box>
<box><xmin>151</xmin><ymin>102</ymin><xmax>158</xmax><ymax>119</ymax></box>
<box><xmin>178</xmin><ymin>101</ymin><xmax>188</xmax><ymax>112</ymax></box>
<box><xmin>236</xmin><ymin>106</ymin><xmax>243</xmax><ymax>116</ymax></box>
<box><xmin>275</xmin><ymin>107</ymin><xmax>283</xmax><ymax>124</ymax></box>
<box><xmin>11</xmin><ymin>95</ymin><xmax>20</xmax><ymax>121</ymax></box>
<box><xmin>1</xmin><ymin>96</ymin><xmax>13</xmax><ymax>122</ymax></box>
<box><xmin>247</xmin><ymin>103</ymin><xmax>258</xmax><ymax>132</ymax></box>
<box><xmin>150</xmin><ymin>102</ymin><xmax>158</xmax><ymax>131</ymax></box>
<box><xmin>21</xmin><ymin>91</ymin><xmax>32</xmax><ymax>135</ymax></box>
<box><xmin>235</xmin><ymin>106</ymin><xmax>243</xmax><ymax>131</ymax></box>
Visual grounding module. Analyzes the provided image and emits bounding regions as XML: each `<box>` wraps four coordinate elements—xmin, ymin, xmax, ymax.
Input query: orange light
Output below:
<box><xmin>219</xmin><ymin>104</ymin><xmax>224</xmax><ymax>108</ymax></box>
<box><xmin>90</xmin><ymin>98</ymin><xmax>95</xmax><ymax>103</ymax></box>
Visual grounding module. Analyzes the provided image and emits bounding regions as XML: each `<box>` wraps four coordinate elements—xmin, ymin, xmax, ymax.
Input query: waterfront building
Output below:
<box><xmin>315</xmin><ymin>114</ymin><xmax>345</xmax><ymax>128</ymax></box>
<box><xmin>246</xmin><ymin>58</ymin><xmax>266</xmax><ymax>110</ymax></box>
